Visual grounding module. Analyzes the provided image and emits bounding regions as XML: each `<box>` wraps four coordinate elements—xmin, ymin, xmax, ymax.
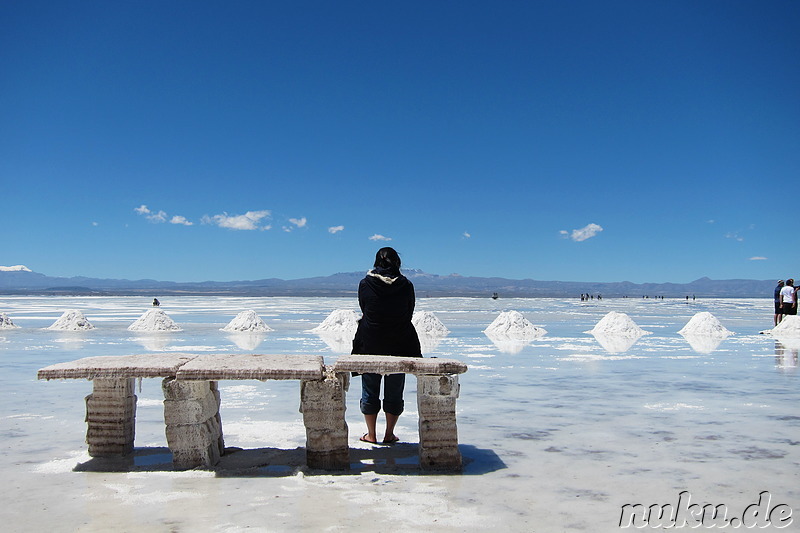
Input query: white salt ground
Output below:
<box><xmin>678</xmin><ymin>311</ymin><xmax>732</xmax><ymax>337</ymax></box>
<box><xmin>221</xmin><ymin>310</ymin><xmax>273</xmax><ymax>332</ymax></box>
<box><xmin>46</xmin><ymin>309</ymin><xmax>94</xmax><ymax>331</ymax></box>
<box><xmin>0</xmin><ymin>312</ymin><xmax>19</xmax><ymax>329</ymax></box>
<box><xmin>412</xmin><ymin>310</ymin><xmax>450</xmax><ymax>336</ymax></box>
<box><xmin>3</xmin><ymin>296</ymin><xmax>798</xmax><ymax>533</ymax></box>
<box><xmin>483</xmin><ymin>310</ymin><xmax>546</xmax><ymax>339</ymax></box>
<box><xmin>128</xmin><ymin>308</ymin><xmax>182</xmax><ymax>331</ymax></box>
<box><xmin>585</xmin><ymin>311</ymin><xmax>649</xmax><ymax>337</ymax></box>
<box><xmin>309</xmin><ymin>309</ymin><xmax>359</xmax><ymax>333</ymax></box>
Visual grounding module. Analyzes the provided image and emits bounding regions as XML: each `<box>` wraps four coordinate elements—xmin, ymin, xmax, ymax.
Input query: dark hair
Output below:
<box><xmin>374</xmin><ymin>247</ymin><xmax>401</xmax><ymax>274</ymax></box>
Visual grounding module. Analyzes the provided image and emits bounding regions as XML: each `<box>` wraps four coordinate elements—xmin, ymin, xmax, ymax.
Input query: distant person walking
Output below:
<box><xmin>774</xmin><ymin>280</ymin><xmax>785</xmax><ymax>326</ymax></box>
<box><xmin>779</xmin><ymin>279</ymin><xmax>797</xmax><ymax>321</ymax></box>
<box><xmin>352</xmin><ymin>247</ymin><xmax>421</xmax><ymax>445</ymax></box>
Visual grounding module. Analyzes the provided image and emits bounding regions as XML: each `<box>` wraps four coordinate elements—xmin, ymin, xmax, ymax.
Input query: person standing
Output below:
<box><xmin>352</xmin><ymin>247</ymin><xmax>421</xmax><ymax>445</ymax></box>
<box><xmin>779</xmin><ymin>279</ymin><xmax>797</xmax><ymax>320</ymax></box>
<box><xmin>774</xmin><ymin>280</ymin><xmax>785</xmax><ymax>326</ymax></box>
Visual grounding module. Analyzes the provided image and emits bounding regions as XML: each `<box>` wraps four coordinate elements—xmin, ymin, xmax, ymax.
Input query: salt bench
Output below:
<box><xmin>38</xmin><ymin>353</ymin><xmax>468</xmax><ymax>472</ymax></box>
<box><xmin>37</xmin><ymin>353</ymin><xmax>344</xmax><ymax>470</ymax></box>
<box><xmin>332</xmin><ymin>354</ymin><xmax>468</xmax><ymax>470</ymax></box>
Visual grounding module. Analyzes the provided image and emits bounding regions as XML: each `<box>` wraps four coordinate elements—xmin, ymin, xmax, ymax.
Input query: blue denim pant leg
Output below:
<box><xmin>360</xmin><ymin>373</ymin><xmax>382</xmax><ymax>415</ymax></box>
<box><xmin>360</xmin><ymin>373</ymin><xmax>406</xmax><ymax>416</ymax></box>
<box><xmin>381</xmin><ymin>373</ymin><xmax>406</xmax><ymax>416</ymax></box>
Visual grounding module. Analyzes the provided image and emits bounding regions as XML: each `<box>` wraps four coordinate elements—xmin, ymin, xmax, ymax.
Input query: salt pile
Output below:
<box><xmin>412</xmin><ymin>311</ymin><xmax>449</xmax><ymax>337</ymax></box>
<box><xmin>128</xmin><ymin>309</ymin><xmax>182</xmax><ymax>331</ymax></box>
<box><xmin>484</xmin><ymin>310</ymin><xmax>546</xmax><ymax>339</ymax></box>
<box><xmin>585</xmin><ymin>311</ymin><xmax>650</xmax><ymax>337</ymax></box>
<box><xmin>310</xmin><ymin>309</ymin><xmax>359</xmax><ymax>334</ymax></box>
<box><xmin>771</xmin><ymin>315</ymin><xmax>800</xmax><ymax>338</ymax></box>
<box><xmin>0</xmin><ymin>313</ymin><xmax>20</xmax><ymax>329</ymax></box>
<box><xmin>46</xmin><ymin>310</ymin><xmax>94</xmax><ymax>331</ymax></box>
<box><xmin>221</xmin><ymin>310</ymin><xmax>273</xmax><ymax>332</ymax></box>
<box><xmin>678</xmin><ymin>312</ymin><xmax>732</xmax><ymax>337</ymax></box>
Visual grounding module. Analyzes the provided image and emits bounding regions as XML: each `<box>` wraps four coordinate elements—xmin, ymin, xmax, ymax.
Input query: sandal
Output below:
<box><xmin>359</xmin><ymin>434</ymin><xmax>378</xmax><ymax>444</ymax></box>
<box><xmin>382</xmin><ymin>435</ymin><xmax>400</xmax><ymax>444</ymax></box>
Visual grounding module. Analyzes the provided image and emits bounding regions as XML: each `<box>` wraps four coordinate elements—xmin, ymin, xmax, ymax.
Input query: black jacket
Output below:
<box><xmin>351</xmin><ymin>270</ymin><xmax>422</xmax><ymax>357</ymax></box>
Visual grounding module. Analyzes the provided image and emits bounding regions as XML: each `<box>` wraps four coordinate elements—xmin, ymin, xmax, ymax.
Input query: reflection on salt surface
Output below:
<box><xmin>680</xmin><ymin>333</ymin><xmax>725</xmax><ymax>354</ymax></box>
<box><xmin>1</xmin><ymin>296</ymin><xmax>798</xmax><ymax>531</ymax></box>
<box><xmin>53</xmin><ymin>333</ymin><xmax>88</xmax><ymax>350</ymax></box>
<box><xmin>484</xmin><ymin>332</ymin><xmax>531</xmax><ymax>354</ymax></box>
<box><xmin>590</xmin><ymin>332</ymin><xmax>640</xmax><ymax>353</ymax></box>
<box><xmin>774</xmin><ymin>340</ymin><xmax>799</xmax><ymax>373</ymax></box>
<box><xmin>132</xmin><ymin>334</ymin><xmax>171</xmax><ymax>351</ymax></box>
<box><xmin>418</xmin><ymin>334</ymin><xmax>444</xmax><ymax>354</ymax></box>
<box><xmin>314</xmin><ymin>332</ymin><xmax>353</xmax><ymax>354</ymax></box>
<box><xmin>227</xmin><ymin>333</ymin><xmax>266</xmax><ymax>351</ymax></box>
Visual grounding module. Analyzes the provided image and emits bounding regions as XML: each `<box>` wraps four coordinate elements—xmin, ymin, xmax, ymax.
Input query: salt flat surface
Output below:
<box><xmin>1</xmin><ymin>295</ymin><xmax>797</xmax><ymax>532</ymax></box>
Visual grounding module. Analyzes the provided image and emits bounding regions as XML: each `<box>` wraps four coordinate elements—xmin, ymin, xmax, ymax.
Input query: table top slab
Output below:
<box><xmin>38</xmin><ymin>353</ymin><xmax>200</xmax><ymax>380</ymax></box>
<box><xmin>332</xmin><ymin>355</ymin><xmax>467</xmax><ymax>375</ymax></box>
<box><xmin>176</xmin><ymin>353</ymin><xmax>325</xmax><ymax>381</ymax></box>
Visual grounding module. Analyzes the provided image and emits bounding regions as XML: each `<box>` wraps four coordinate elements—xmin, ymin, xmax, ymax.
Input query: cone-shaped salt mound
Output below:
<box><xmin>484</xmin><ymin>310</ymin><xmax>546</xmax><ymax>338</ymax></box>
<box><xmin>221</xmin><ymin>310</ymin><xmax>273</xmax><ymax>332</ymax></box>
<box><xmin>678</xmin><ymin>312</ymin><xmax>732</xmax><ymax>337</ymax></box>
<box><xmin>47</xmin><ymin>310</ymin><xmax>94</xmax><ymax>331</ymax></box>
<box><xmin>310</xmin><ymin>309</ymin><xmax>359</xmax><ymax>333</ymax></box>
<box><xmin>412</xmin><ymin>311</ymin><xmax>449</xmax><ymax>336</ymax></box>
<box><xmin>128</xmin><ymin>308</ymin><xmax>181</xmax><ymax>331</ymax></box>
<box><xmin>586</xmin><ymin>311</ymin><xmax>649</xmax><ymax>336</ymax></box>
<box><xmin>0</xmin><ymin>312</ymin><xmax>20</xmax><ymax>329</ymax></box>
<box><xmin>772</xmin><ymin>315</ymin><xmax>800</xmax><ymax>338</ymax></box>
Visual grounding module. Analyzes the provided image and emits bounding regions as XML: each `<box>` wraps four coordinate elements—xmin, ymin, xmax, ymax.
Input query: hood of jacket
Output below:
<box><xmin>363</xmin><ymin>269</ymin><xmax>412</xmax><ymax>294</ymax></box>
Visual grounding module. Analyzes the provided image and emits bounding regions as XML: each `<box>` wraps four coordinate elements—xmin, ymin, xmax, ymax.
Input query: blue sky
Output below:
<box><xmin>1</xmin><ymin>1</ymin><xmax>798</xmax><ymax>284</ymax></box>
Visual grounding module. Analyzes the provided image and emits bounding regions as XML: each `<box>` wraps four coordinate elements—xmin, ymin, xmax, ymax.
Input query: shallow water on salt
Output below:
<box><xmin>1</xmin><ymin>296</ymin><xmax>797</xmax><ymax>532</ymax></box>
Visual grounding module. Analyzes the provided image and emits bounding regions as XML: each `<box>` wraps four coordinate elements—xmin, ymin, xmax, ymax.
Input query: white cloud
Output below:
<box><xmin>562</xmin><ymin>223</ymin><xmax>603</xmax><ymax>242</ymax></box>
<box><xmin>170</xmin><ymin>215</ymin><xmax>193</xmax><ymax>226</ymax></box>
<box><xmin>328</xmin><ymin>225</ymin><xmax>345</xmax><ymax>234</ymax></box>
<box><xmin>92</xmin><ymin>221</ymin><xmax>98</xmax><ymax>227</ymax></box>
<box><xmin>288</xmin><ymin>217</ymin><xmax>307</xmax><ymax>228</ymax></box>
<box><xmin>749</xmin><ymin>256</ymin><xmax>768</xmax><ymax>261</ymax></box>
<box><xmin>725</xmin><ymin>232</ymin><xmax>744</xmax><ymax>242</ymax></box>
<box><xmin>134</xmin><ymin>204</ymin><xmax>167</xmax><ymax>223</ymax></box>
<box><xmin>463</xmin><ymin>231</ymin><xmax>471</xmax><ymax>239</ymax></box>
<box><xmin>369</xmin><ymin>234</ymin><xmax>392</xmax><ymax>242</ymax></box>
<box><xmin>202</xmin><ymin>210</ymin><xmax>271</xmax><ymax>231</ymax></box>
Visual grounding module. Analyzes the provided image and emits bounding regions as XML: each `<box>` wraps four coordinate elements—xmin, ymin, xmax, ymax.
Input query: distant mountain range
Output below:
<box><xmin>0</xmin><ymin>266</ymin><xmax>776</xmax><ymax>298</ymax></box>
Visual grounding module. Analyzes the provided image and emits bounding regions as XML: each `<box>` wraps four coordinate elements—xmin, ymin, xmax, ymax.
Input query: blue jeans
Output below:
<box><xmin>360</xmin><ymin>373</ymin><xmax>406</xmax><ymax>416</ymax></box>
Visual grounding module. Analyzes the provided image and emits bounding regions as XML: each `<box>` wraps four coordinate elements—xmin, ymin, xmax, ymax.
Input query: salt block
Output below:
<box><xmin>47</xmin><ymin>310</ymin><xmax>94</xmax><ymax>331</ymax></box>
<box><xmin>310</xmin><ymin>309</ymin><xmax>359</xmax><ymax>333</ymax></box>
<box><xmin>484</xmin><ymin>310</ymin><xmax>546</xmax><ymax>339</ymax></box>
<box><xmin>221</xmin><ymin>310</ymin><xmax>273</xmax><ymax>332</ymax></box>
<box><xmin>413</xmin><ymin>311</ymin><xmax>450</xmax><ymax>336</ymax></box>
<box><xmin>586</xmin><ymin>311</ymin><xmax>649</xmax><ymax>337</ymax></box>
<box><xmin>678</xmin><ymin>312</ymin><xmax>732</xmax><ymax>337</ymax></box>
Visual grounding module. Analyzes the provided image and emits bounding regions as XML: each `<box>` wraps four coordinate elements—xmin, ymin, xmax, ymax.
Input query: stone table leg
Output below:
<box><xmin>300</xmin><ymin>372</ymin><xmax>350</xmax><ymax>470</ymax></box>
<box><xmin>417</xmin><ymin>374</ymin><xmax>462</xmax><ymax>471</ymax></box>
<box><xmin>85</xmin><ymin>378</ymin><xmax>136</xmax><ymax>457</ymax></box>
<box><xmin>162</xmin><ymin>378</ymin><xmax>224</xmax><ymax>470</ymax></box>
